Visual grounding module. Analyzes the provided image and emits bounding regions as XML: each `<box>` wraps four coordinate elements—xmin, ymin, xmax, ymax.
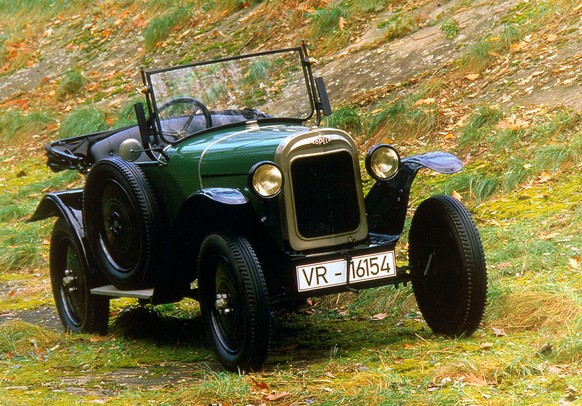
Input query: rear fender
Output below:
<box><xmin>28</xmin><ymin>189</ymin><xmax>87</xmax><ymax>255</ymax></box>
<box><xmin>365</xmin><ymin>152</ymin><xmax>462</xmax><ymax>235</ymax></box>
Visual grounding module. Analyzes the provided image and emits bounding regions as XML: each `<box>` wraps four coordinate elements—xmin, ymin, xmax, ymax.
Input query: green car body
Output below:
<box><xmin>30</xmin><ymin>45</ymin><xmax>488</xmax><ymax>371</ymax></box>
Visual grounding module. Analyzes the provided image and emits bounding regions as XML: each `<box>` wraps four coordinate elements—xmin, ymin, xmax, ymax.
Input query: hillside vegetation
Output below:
<box><xmin>0</xmin><ymin>0</ymin><xmax>581</xmax><ymax>404</ymax></box>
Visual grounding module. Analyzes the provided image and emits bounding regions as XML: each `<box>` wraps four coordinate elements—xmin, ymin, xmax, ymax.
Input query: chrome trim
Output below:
<box><xmin>275</xmin><ymin>128</ymin><xmax>368</xmax><ymax>251</ymax></box>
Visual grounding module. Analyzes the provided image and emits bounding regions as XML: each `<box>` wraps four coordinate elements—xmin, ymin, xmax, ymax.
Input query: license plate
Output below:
<box><xmin>296</xmin><ymin>251</ymin><xmax>396</xmax><ymax>292</ymax></box>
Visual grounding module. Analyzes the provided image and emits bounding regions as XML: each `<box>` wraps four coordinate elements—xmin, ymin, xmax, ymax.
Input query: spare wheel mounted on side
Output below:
<box><xmin>83</xmin><ymin>157</ymin><xmax>161</xmax><ymax>289</ymax></box>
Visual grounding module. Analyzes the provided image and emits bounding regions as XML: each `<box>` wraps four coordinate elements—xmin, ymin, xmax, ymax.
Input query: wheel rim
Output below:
<box><xmin>210</xmin><ymin>258</ymin><xmax>245</xmax><ymax>355</ymax></box>
<box><xmin>99</xmin><ymin>179</ymin><xmax>140</xmax><ymax>271</ymax></box>
<box><xmin>57</xmin><ymin>238</ymin><xmax>87</xmax><ymax>328</ymax></box>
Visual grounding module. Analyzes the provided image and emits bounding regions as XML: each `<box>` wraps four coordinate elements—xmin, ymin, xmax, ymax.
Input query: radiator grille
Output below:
<box><xmin>291</xmin><ymin>151</ymin><xmax>360</xmax><ymax>238</ymax></box>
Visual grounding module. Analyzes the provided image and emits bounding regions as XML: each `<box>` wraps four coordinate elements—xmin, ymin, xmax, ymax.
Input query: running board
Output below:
<box><xmin>91</xmin><ymin>285</ymin><xmax>154</xmax><ymax>300</ymax></box>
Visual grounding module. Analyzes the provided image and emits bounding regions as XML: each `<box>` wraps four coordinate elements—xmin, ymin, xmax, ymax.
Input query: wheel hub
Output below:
<box><xmin>108</xmin><ymin>212</ymin><xmax>123</xmax><ymax>236</ymax></box>
<box><xmin>63</xmin><ymin>269</ymin><xmax>78</xmax><ymax>293</ymax></box>
<box><xmin>215</xmin><ymin>293</ymin><xmax>233</xmax><ymax>315</ymax></box>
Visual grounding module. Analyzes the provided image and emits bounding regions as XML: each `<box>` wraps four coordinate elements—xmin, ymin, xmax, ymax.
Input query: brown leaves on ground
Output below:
<box><xmin>250</xmin><ymin>377</ymin><xmax>291</xmax><ymax>403</ymax></box>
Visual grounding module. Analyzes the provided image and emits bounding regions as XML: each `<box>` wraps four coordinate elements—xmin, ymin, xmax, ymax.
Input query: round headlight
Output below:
<box><xmin>365</xmin><ymin>144</ymin><xmax>400</xmax><ymax>181</ymax></box>
<box><xmin>250</xmin><ymin>162</ymin><xmax>283</xmax><ymax>198</ymax></box>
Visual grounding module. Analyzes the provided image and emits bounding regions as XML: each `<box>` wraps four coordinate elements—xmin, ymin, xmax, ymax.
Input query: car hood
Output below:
<box><xmin>195</xmin><ymin>124</ymin><xmax>311</xmax><ymax>179</ymax></box>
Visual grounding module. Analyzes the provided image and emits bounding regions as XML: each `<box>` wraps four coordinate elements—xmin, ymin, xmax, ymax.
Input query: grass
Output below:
<box><xmin>367</xmin><ymin>98</ymin><xmax>439</xmax><ymax>144</ymax></box>
<box><xmin>440</xmin><ymin>17</ymin><xmax>461</xmax><ymax>40</ymax></box>
<box><xmin>308</xmin><ymin>4</ymin><xmax>351</xmax><ymax>54</ymax></box>
<box><xmin>379</xmin><ymin>11</ymin><xmax>417</xmax><ymax>41</ymax></box>
<box><xmin>144</xmin><ymin>6</ymin><xmax>191</xmax><ymax>50</ymax></box>
<box><xmin>57</xmin><ymin>106</ymin><xmax>108</xmax><ymax>139</ymax></box>
<box><xmin>0</xmin><ymin>0</ymin><xmax>88</xmax><ymax>14</ymax></box>
<box><xmin>55</xmin><ymin>68</ymin><xmax>88</xmax><ymax>100</ymax></box>
<box><xmin>0</xmin><ymin>110</ymin><xmax>55</xmax><ymax>144</ymax></box>
<box><xmin>0</xmin><ymin>0</ymin><xmax>91</xmax><ymax>73</ymax></box>
<box><xmin>325</xmin><ymin>105</ymin><xmax>364</xmax><ymax>136</ymax></box>
<box><xmin>457</xmin><ymin>23</ymin><xmax>523</xmax><ymax>73</ymax></box>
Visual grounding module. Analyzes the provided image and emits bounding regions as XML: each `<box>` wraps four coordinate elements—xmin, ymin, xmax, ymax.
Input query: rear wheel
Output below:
<box><xmin>50</xmin><ymin>218</ymin><xmax>109</xmax><ymax>333</ymax></box>
<box><xmin>409</xmin><ymin>195</ymin><xmax>487</xmax><ymax>337</ymax></box>
<box><xmin>198</xmin><ymin>232</ymin><xmax>270</xmax><ymax>372</ymax></box>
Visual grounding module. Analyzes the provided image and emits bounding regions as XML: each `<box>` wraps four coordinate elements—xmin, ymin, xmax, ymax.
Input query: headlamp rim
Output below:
<box><xmin>248</xmin><ymin>161</ymin><xmax>284</xmax><ymax>199</ymax></box>
<box><xmin>365</xmin><ymin>144</ymin><xmax>401</xmax><ymax>181</ymax></box>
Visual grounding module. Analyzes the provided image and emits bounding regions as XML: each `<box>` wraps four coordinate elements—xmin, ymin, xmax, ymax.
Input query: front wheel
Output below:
<box><xmin>198</xmin><ymin>232</ymin><xmax>270</xmax><ymax>372</ymax></box>
<box><xmin>50</xmin><ymin>218</ymin><xmax>110</xmax><ymax>334</ymax></box>
<box><xmin>409</xmin><ymin>195</ymin><xmax>487</xmax><ymax>337</ymax></box>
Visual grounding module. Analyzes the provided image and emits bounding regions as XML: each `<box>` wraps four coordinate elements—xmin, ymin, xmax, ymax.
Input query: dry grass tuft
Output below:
<box><xmin>488</xmin><ymin>288</ymin><xmax>581</xmax><ymax>332</ymax></box>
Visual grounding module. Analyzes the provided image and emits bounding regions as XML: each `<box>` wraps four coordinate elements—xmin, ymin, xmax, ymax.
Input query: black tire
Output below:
<box><xmin>50</xmin><ymin>218</ymin><xmax>109</xmax><ymax>334</ymax></box>
<box><xmin>83</xmin><ymin>157</ymin><xmax>160</xmax><ymax>289</ymax></box>
<box><xmin>198</xmin><ymin>232</ymin><xmax>270</xmax><ymax>372</ymax></box>
<box><xmin>409</xmin><ymin>195</ymin><xmax>487</xmax><ymax>337</ymax></box>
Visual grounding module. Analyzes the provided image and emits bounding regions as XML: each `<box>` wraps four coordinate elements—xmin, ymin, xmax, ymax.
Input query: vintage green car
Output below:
<box><xmin>30</xmin><ymin>45</ymin><xmax>487</xmax><ymax>371</ymax></box>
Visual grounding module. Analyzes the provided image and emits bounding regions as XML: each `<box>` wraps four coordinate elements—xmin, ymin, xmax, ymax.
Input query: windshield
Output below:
<box><xmin>143</xmin><ymin>47</ymin><xmax>314</xmax><ymax>142</ymax></box>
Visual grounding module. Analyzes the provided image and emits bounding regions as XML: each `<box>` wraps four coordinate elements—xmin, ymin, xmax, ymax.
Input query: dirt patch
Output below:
<box><xmin>41</xmin><ymin>361</ymin><xmax>207</xmax><ymax>398</ymax></box>
<box><xmin>0</xmin><ymin>306</ymin><xmax>62</xmax><ymax>331</ymax></box>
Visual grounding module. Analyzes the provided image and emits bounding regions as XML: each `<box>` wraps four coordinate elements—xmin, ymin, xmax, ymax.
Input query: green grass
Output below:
<box><xmin>308</xmin><ymin>4</ymin><xmax>351</xmax><ymax>53</ymax></box>
<box><xmin>350</xmin><ymin>0</ymin><xmax>392</xmax><ymax>13</ymax></box>
<box><xmin>325</xmin><ymin>105</ymin><xmax>364</xmax><ymax>136</ymax></box>
<box><xmin>144</xmin><ymin>6</ymin><xmax>191</xmax><ymax>50</ymax></box>
<box><xmin>379</xmin><ymin>11</ymin><xmax>417</xmax><ymax>41</ymax></box>
<box><xmin>367</xmin><ymin>99</ymin><xmax>439</xmax><ymax>143</ymax></box>
<box><xmin>440</xmin><ymin>17</ymin><xmax>460</xmax><ymax>39</ymax></box>
<box><xmin>0</xmin><ymin>157</ymin><xmax>80</xmax><ymax>275</ymax></box>
<box><xmin>458</xmin><ymin>105</ymin><xmax>503</xmax><ymax>148</ymax></box>
<box><xmin>0</xmin><ymin>0</ymin><xmax>89</xmax><ymax>16</ymax></box>
<box><xmin>56</xmin><ymin>68</ymin><xmax>88</xmax><ymax>100</ymax></box>
<box><xmin>0</xmin><ymin>110</ymin><xmax>55</xmax><ymax>143</ymax></box>
<box><xmin>57</xmin><ymin>106</ymin><xmax>108</xmax><ymax>139</ymax></box>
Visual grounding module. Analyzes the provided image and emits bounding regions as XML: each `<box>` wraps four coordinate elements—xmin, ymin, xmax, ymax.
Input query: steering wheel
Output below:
<box><xmin>158</xmin><ymin>96</ymin><xmax>213</xmax><ymax>137</ymax></box>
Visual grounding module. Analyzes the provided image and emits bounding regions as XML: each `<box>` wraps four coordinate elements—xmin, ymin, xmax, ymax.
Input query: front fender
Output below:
<box><xmin>401</xmin><ymin>151</ymin><xmax>462</xmax><ymax>174</ymax></box>
<box><xmin>190</xmin><ymin>187</ymin><xmax>249</xmax><ymax>206</ymax></box>
<box><xmin>365</xmin><ymin>151</ymin><xmax>462</xmax><ymax>235</ymax></box>
<box><xmin>172</xmin><ymin>188</ymin><xmax>252</xmax><ymax>237</ymax></box>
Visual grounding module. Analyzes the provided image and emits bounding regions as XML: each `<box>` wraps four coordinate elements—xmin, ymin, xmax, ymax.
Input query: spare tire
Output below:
<box><xmin>83</xmin><ymin>157</ymin><xmax>160</xmax><ymax>289</ymax></box>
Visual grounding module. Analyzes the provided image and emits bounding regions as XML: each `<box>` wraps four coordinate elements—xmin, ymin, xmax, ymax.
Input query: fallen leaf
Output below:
<box><xmin>372</xmin><ymin>313</ymin><xmax>388</xmax><ymax>320</ymax></box>
<box><xmin>414</xmin><ymin>97</ymin><xmax>436</xmax><ymax>106</ymax></box>
<box><xmin>451</xmin><ymin>190</ymin><xmax>463</xmax><ymax>201</ymax></box>
<box><xmin>339</xmin><ymin>16</ymin><xmax>347</xmax><ymax>30</ymax></box>
<box><xmin>251</xmin><ymin>377</ymin><xmax>269</xmax><ymax>390</ymax></box>
<box><xmin>465</xmin><ymin>73</ymin><xmax>480</xmax><ymax>81</ymax></box>
<box><xmin>479</xmin><ymin>342</ymin><xmax>494</xmax><ymax>350</ymax></box>
<box><xmin>496</xmin><ymin>118</ymin><xmax>529</xmax><ymax>130</ymax></box>
<box><xmin>492</xmin><ymin>327</ymin><xmax>506</xmax><ymax>337</ymax></box>
<box><xmin>511</xmin><ymin>41</ymin><xmax>528</xmax><ymax>52</ymax></box>
<box><xmin>265</xmin><ymin>391</ymin><xmax>290</xmax><ymax>401</ymax></box>
<box><xmin>537</xmin><ymin>172</ymin><xmax>551</xmax><ymax>183</ymax></box>
<box><xmin>569</xmin><ymin>257</ymin><xmax>579</xmax><ymax>270</ymax></box>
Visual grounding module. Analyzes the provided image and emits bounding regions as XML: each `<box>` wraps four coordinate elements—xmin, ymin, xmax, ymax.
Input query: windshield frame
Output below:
<box><xmin>141</xmin><ymin>45</ymin><xmax>317</xmax><ymax>146</ymax></box>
